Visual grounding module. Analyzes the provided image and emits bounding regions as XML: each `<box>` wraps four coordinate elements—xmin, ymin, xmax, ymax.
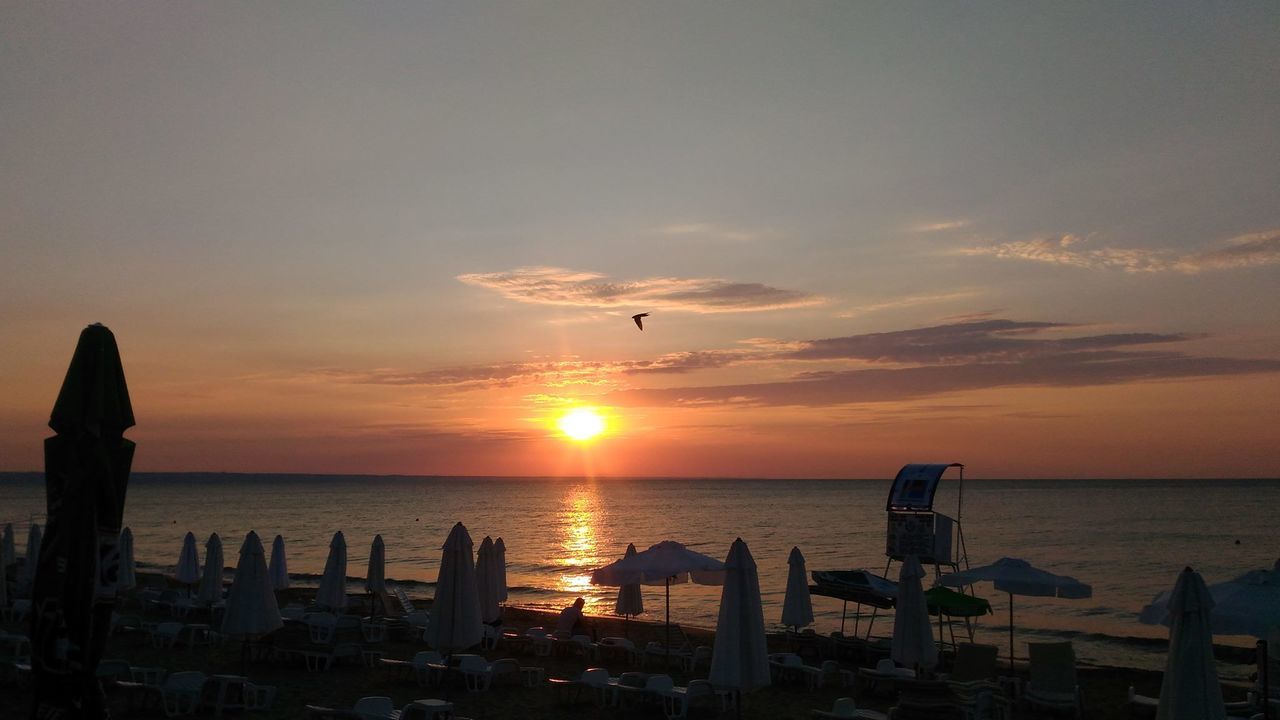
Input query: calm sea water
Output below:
<box><xmin>2</xmin><ymin>473</ymin><xmax>1276</xmax><ymax>678</ymax></box>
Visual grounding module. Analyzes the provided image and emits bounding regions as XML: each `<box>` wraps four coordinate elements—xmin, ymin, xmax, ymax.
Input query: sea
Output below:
<box><xmin>2</xmin><ymin>473</ymin><xmax>1276</xmax><ymax>680</ymax></box>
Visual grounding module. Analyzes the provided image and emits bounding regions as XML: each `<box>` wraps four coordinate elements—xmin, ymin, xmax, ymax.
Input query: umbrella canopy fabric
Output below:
<box><xmin>365</xmin><ymin>534</ymin><xmax>386</xmax><ymax>594</ymax></box>
<box><xmin>891</xmin><ymin>555</ymin><xmax>939</xmax><ymax>670</ymax></box>
<box><xmin>197</xmin><ymin>533</ymin><xmax>224</xmax><ymax>604</ymax></box>
<box><xmin>2</xmin><ymin>523</ymin><xmax>14</xmax><ymax>569</ymax></box>
<box><xmin>20</xmin><ymin>523</ymin><xmax>43</xmax><ymax>593</ymax></box>
<box><xmin>494</xmin><ymin>537</ymin><xmax>508</xmax><ymax>603</ymax></box>
<box><xmin>781</xmin><ymin>546</ymin><xmax>814</xmax><ymax>629</ymax></box>
<box><xmin>425</xmin><ymin>522</ymin><xmax>483</xmax><ymax>652</ymax></box>
<box><xmin>32</xmin><ymin>323</ymin><xmax>137</xmax><ymax>719</ymax></box>
<box><xmin>175</xmin><ymin>531</ymin><xmax>200</xmax><ymax>585</ymax></box>
<box><xmin>1157</xmin><ymin>568</ymin><xmax>1226</xmax><ymax>720</ymax></box>
<box><xmin>117</xmin><ymin>527</ymin><xmax>136</xmax><ymax>592</ymax></box>
<box><xmin>614</xmin><ymin>543</ymin><xmax>645</xmax><ymax>617</ymax></box>
<box><xmin>475</xmin><ymin>536</ymin><xmax>501</xmax><ymax>624</ymax></box>
<box><xmin>221</xmin><ymin>531</ymin><xmax>283</xmax><ymax>639</ymax></box>
<box><xmin>940</xmin><ymin>557</ymin><xmax>1091</xmax><ymax>673</ymax></box>
<box><xmin>1140</xmin><ymin>560</ymin><xmax>1280</xmax><ymax>638</ymax></box>
<box><xmin>591</xmin><ymin>540</ymin><xmax>725</xmax><ymax>586</ymax></box>
<box><xmin>315</xmin><ymin>531</ymin><xmax>348</xmax><ymax>610</ymax></box>
<box><xmin>268</xmin><ymin>535</ymin><xmax>289</xmax><ymax>591</ymax></box>
<box><xmin>709</xmin><ymin>538</ymin><xmax>771</xmax><ymax>694</ymax></box>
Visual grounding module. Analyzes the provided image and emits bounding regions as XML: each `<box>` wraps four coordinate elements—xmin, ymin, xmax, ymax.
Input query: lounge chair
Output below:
<box><xmin>598</xmin><ymin>636</ymin><xmax>641</xmax><ymax>665</ymax></box>
<box><xmin>813</xmin><ymin>697</ymin><xmax>889</xmax><ymax>720</ymax></box>
<box><xmin>606</xmin><ymin>670</ymin><xmax>649</xmax><ymax>707</ymax></box>
<box><xmin>770</xmin><ymin>652</ymin><xmax>806</xmax><ymax>685</ymax></box>
<box><xmin>159</xmin><ymin>671</ymin><xmax>207</xmax><ymax>717</ymax></box>
<box><xmin>352</xmin><ymin>696</ymin><xmax>400</xmax><ymax>720</ymax></box>
<box><xmin>306</xmin><ymin>613</ymin><xmax>338</xmax><ymax>643</ymax></box>
<box><xmin>1023</xmin><ymin>642</ymin><xmax>1083</xmax><ymax>718</ymax></box>
<box><xmin>379</xmin><ymin>650</ymin><xmax>444</xmax><ymax>686</ymax></box>
<box><xmin>549</xmin><ymin>666</ymin><xmax>611</xmax><ymax>705</ymax></box>
<box><xmin>680</xmin><ymin>644</ymin><xmax>712</xmax><ymax>673</ymax></box>
<box><xmin>454</xmin><ymin>654</ymin><xmax>519</xmax><ymax>691</ymax></box>
<box><xmin>664</xmin><ymin>679</ymin><xmax>718</xmax><ymax>719</ymax></box>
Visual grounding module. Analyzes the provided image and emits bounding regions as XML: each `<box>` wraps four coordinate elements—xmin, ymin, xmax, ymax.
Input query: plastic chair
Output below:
<box><xmin>159</xmin><ymin>671</ymin><xmax>206</xmax><ymax>717</ymax></box>
<box><xmin>352</xmin><ymin>695</ymin><xmax>398</xmax><ymax>720</ymax></box>
<box><xmin>1025</xmin><ymin>642</ymin><xmax>1083</xmax><ymax>719</ymax></box>
<box><xmin>307</xmin><ymin>613</ymin><xmax>338</xmax><ymax>644</ymax></box>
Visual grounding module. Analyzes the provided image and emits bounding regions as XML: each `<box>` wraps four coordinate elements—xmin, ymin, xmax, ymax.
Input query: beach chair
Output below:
<box><xmin>597</xmin><ymin>636</ymin><xmax>641</xmax><ymax>665</ymax></box>
<box><xmin>352</xmin><ymin>696</ymin><xmax>399</xmax><ymax>720</ymax></box>
<box><xmin>770</xmin><ymin>652</ymin><xmax>806</xmax><ymax>685</ymax></box>
<box><xmin>1023</xmin><ymin>642</ymin><xmax>1083</xmax><ymax>718</ymax></box>
<box><xmin>812</xmin><ymin>697</ymin><xmax>889</xmax><ymax>720</ymax></box>
<box><xmin>159</xmin><ymin>671</ymin><xmax>207</xmax><ymax>717</ymax></box>
<box><xmin>607</xmin><ymin>670</ymin><xmax>649</xmax><ymax>707</ymax></box>
<box><xmin>798</xmin><ymin>659</ymin><xmax>842</xmax><ymax>691</ymax></box>
<box><xmin>549</xmin><ymin>666</ymin><xmax>611</xmax><ymax>705</ymax></box>
<box><xmin>680</xmin><ymin>644</ymin><xmax>712</xmax><ymax>673</ymax></box>
<box><xmin>150</xmin><ymin>622</ymin><xmax>183</xmax><ymax>648</ymax></box>
<box><xmin>944</xmin><ymin>643</ymin><xmax>1000</xmax><ymax>687</ymax></box>
<box><xmin>379</xmin><ymin>649</ymin><xmax>445</xmax><ymax>686</ymax></box>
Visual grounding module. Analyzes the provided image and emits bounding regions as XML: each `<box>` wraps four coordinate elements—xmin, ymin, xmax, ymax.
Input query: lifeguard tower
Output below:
<box><xmin>883</xmin><ymin>462</ymin><xmax>969</xmax><ymax>581</ymax></box>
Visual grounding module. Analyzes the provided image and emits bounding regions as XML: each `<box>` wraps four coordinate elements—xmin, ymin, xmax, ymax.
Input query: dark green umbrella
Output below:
<box><xmin>31</xmin><ymin>324</ymin><xmax>136</xmax><ymax>719</ymax></box>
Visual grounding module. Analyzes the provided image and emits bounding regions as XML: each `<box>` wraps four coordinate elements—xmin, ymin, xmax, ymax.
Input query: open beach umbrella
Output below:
<box><xmin>222</xmin><ymin>531</ymin><xmax>283</xmax><ymax>643</ymax></box>
<box><xmin>20</xmin><ymin>523</ymin><xmax>42</xmax><ymax>595</ymax></box>
<box><xmin>940</xmin><ymin>557</ymin><xmax>1091</xmax><ymax>673</ymax></box>
<box><xmin>892</xmin><ymin>555</ymin><xmax>938</xmax><ymax>671</ymax></box>
<box><xmin>117</xmin><ymin>527</ymin><xmax>136</xmax><ymax>592</ymax></box>
<box><xmin>316</xmin><ymin>530</ymin><xmax>348</xmax><ymax>610</ymax></box>
<box><xmin>175</xmin><ymin>531</ymin><xmax>200</xmax><ymax>588</ymax></box>
<box><xmin>614</xmin><ymin>543</ymin><xmax>645</xmax><ymax>624</ymax></box>
<box><xmin>2</xmin><ymin>523</ymin><xmax>14</xmax><ymax>569</ymax></box>
<box><xmin>268</xmin><ymin>534</ymin><xmax>289</xmax><ymax>591</ymax></box>
<box><xmin>425</xmin><ymin>522</ymin><xmax>483</xmax><ymax>653</ymax></box>
<box><xmin>475</xmin><ymin>536</ymin><xmax>501</xmax><ymax>624</ymax></box>
<box><xmin>781</xmin><ymin>546</ymin><xmax>814</xmax><ymax>631</ymax></box>
<box><xmin>365</xmin><ymin>534</ymin><xmax>386</xmax><ymax>594</ymax></box>
<box><xmin>197</xmin><ymin>532</ymin><xmax>224</xmax><ymax>605</ymax></box>
<box><xmin>31</xmin><ymin>323</ymin><xmax>136</xmax><ymax>719</ymax></box>
<box><xmin>709</xmin><ymin>538</ymin><xmax>771</xmax><ymax>717</ymax></box>
<box><xmin>1155</xmin><ymin>568</ymin><xmax>1226</xmax><ymax>720</ymax></box>
<box><xmin>592</xmin><ymin>539</ymin><xmax>725</xmax><ymax>666</ymax></box>
<box><xmin>1141</xmin><ymin>560</ymin><xmax>1280</xmax><ymax>638</ymax></box>
<box><xmin>494</xmin><ymin>537</ymin><xmax>508</xmax><ymax>603</ymax></box>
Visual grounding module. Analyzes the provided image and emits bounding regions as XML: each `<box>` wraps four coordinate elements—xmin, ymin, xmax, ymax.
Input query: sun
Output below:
<box><xmin>558</xmin><ymin>407</ymin><xmax>606</xmax><ymax>441</ymax></box>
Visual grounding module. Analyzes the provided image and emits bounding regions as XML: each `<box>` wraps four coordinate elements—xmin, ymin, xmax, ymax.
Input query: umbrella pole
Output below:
<box><xmin>1008</xmin><ymin>593</ymin><xmax>1015</xmax><ymax>676</ymax></box>
<box><xmin>840</xmin><ymin>600</ymin><xmax>847</xmax><ymax>635</ymax></box>
<box><xmin>665</xmin><ymin>576</ymin><xmax>671</xmax><ymax>669</ymax></box>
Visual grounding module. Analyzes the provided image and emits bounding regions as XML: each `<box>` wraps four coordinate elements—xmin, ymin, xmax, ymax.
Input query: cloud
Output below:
<box><xmin>656</xmin><ymin>223</ymin><xmax>758</xmax><ymax>242</ymax></box>
<box><xmin>835</xmin><ymin>290</ymin><xmax>981</xmax><ymax>318</ymax></box>
<box><xmin>910</xmin><ymin>219</ymin><xmax>972</xmax><ymax>233</ymax></box>
<box><xmin>960</xmin><ymin>229</ymin><xmax>1280</xmax><ymax>273</ymax></box>
<box><xmin>605</xmin><ymin>319</ymin><xmax>1280</xmax><ymax>408</ymax></box>
<box><xmin>457</xmin><ymin>266</ymin><xmax>821</xmax><ymax>313</ymax></box>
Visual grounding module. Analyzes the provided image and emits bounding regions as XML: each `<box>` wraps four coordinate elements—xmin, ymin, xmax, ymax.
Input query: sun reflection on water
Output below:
<box><xmin>556</xmin><ymin>482</ymin><xmax>610</xmax><ymax>611</ymax></box>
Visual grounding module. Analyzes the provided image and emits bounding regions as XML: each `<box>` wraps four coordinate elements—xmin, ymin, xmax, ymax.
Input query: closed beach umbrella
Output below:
<box><xmin>117</xmin><ymin>527</ymin><xmax>136</xmax><ymax>592</ymax></box>
<box><xmin>268</xmin><ymin>534</ymin><xmax>289</xmax><ymax>591</ymax></box>
<box><xmin>21</xmin><ymin>523</ymin><xmax>43</xmax><ymax>594</ymax></box>
<box><xmin>494</xmin><ymin>537</ymin><xmax>508</xmax><ymax>603</ymax></box>
<box><xmin>197</xmin><ymin>533</ymin><xmax>224</xmax><ymax>604</ymax></box>
<box><xmin>2</xmin><ymin>523</ymin><xmax>14</xmax><ymax>568</ymax></box>
<box><xmin>592</xmin><ymin>539</ymin><xmax>725</xmax><ymax>666</ymax></box>
<box><xmin>221</xmin><ymin>531</ymin><xmax>282</xmax><ymax>639</ymax></box>
<box><xmin>940</xmin><ymin>557</ymin><xmax>1091</xmax><ymax>673</ymax></box>
<box><xmin>475</xmin><ymin>536</ymin><xmax>501</xmax><ymax>624</ymax></box>
<box><xmin>32</xmin><ymin>323</ymin><xmax>136</xmax><ymax>719</ymax></box>
<box><xmin>614</xmin><ymin>543</ymin><xmax>645</xmax><ymax>619</ymax></box>
<box><xmin>315</xmin><ymin>531</ymin><xmax>348</xmax><ymax>610</ymax></box>
<box><xmin>175</xmin><ymin>531</ymin><xmax>200</xmax><ymax>586</ymax></box>
<box><xmin>425</xmin><ymin>522</ymin><xmax>483</xmax><ymax>653</ymax></box>
<box><xmin>781</xmin><ymin>546</ymin><xmax>814</xmax><ymax>630</ymax></box>
<box><xmin>365</xmin><ymin>534</ymin><xmax>386</xmax><ymax>594</ymax></box>
<box><xmin>1141</xmin><ymin>560</ymin><xmax>1280</xmax><ymax>638</ymax></box>
<box><xmin>709</xmin><ymin>538</ymin><xmax>771</xmax><ymax>714</ymax></box>
<box><xmin>892</xmin><ymin>555</ymin><xmax>939</xmax><ymax>670</ymax></box>
<box><xmin>1156</xmin><ymin>568</ymin><xmax>1226</xmax><ymax>720</ymax></box>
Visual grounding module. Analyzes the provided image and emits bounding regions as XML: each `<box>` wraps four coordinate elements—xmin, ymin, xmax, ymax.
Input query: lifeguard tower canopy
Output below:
<box><xmin>886</xmin><ymin>462</ymin><xmax>964</xmax><ymax>512</ymax></box>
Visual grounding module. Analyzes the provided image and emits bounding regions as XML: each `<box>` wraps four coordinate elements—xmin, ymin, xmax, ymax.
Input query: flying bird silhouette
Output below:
<box><xmin>631</xmin><ymin>313</ymin><xmax>649</xmax><ymax>331</ymax></box>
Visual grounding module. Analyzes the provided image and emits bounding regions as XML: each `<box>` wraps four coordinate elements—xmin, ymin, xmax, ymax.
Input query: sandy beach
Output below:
<box><xmin>0</xmin><ymin>570</ymin><xmax>1260</xmax><ymax>719</ymax></box>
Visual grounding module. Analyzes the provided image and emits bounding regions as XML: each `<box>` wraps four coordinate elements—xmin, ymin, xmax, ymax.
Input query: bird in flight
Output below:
<box><xmin>631</xmin><ymin>313</ymin><xmax>650</xmax><ymax>331</ymax></box>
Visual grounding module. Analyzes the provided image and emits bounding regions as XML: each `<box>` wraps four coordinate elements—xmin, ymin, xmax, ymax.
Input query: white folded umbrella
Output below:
<box><xmin>781</xmin><ymin>546</ymin><xmax>814</xmax><ymax>630</ymax></box>
<box><xmin>197</xmin><ymin>533</ymin><xmax>224</xmax><ymax>604</ymax></box>
<box><xmin>315</xmin><ymin>531</ymin><xmax>348</xmax><ymax>610</ymax></box>
<box><xmin>494</xmin><ymin>537</ymin><xmax>509</xmax><ymax>603</ymax></box>
<box><xmin>709</xmin><ymin>538</ymin><xmax>771</xmax><ymax>702</ymax></box>
<box><xmin>891</xmin><ymin>555</ymin><xmax>938</xmax><ymax>670</ymax></box>
<box><xmin>475</xmin><ymin>536</ymin><xmax>500</xmax><ymax>624</ymax></box>
<box><xmin>425</xmin><ymin>522</ymin><xmax>483</xmax><ymax>652</ymax></box>
<box><xmin>175</xmin><ymin>531</ymin><xmax>200</xmax><ymax>585</ymax></box>
<box><xmin>1157</xmin><ymin>567</ymin><xmax>1227</xmax><ymax>720</ymax></box>
<box><xmin>117</xmin><ymin>526</ymin><xmax>136</xmax><ymax>592</ymax></box>
<box><xmin>365</xmin><ymin>534</ymin><xmax>386</xmax><ymax>594</ymax></box>
<box><xmin>268</xmin><ymin>534</ymin><xmax>289</xmax><ymax>591</ymax></box>
<box><xmin>222</xmin><ymin>531</ymin><xmax>283</xmax><ymax>639</ymax></box>
<box><xmin>2</xmin><ymin>523</ymin><xmax>14</xmax><ymax>569</ymax></box>
<box><xmin>614</xmin><ymin>543</ymin><xmax>645</xmax><ymax>618</ymax></box>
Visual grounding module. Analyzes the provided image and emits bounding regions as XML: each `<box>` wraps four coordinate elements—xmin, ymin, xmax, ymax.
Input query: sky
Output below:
<box><xmin>2</xmin><ymin>2</ymin><xmax>1278</xmax><ymax>479</ymax></box>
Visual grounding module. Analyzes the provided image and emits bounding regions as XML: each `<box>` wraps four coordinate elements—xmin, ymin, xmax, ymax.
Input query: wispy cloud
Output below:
<box><xmin>655</xmin><ymin>223</ymin><xmax>758</xmax><ymax>242</ymax></box>
<box><xmin>457</xmin><ymin>266</ymin><xmax>821</xmax><ymax>313</ymax></box>
<box><xmin>835</xmin><ymin>290</ymin><xmax>980</xmax><ymax>318</ymax></box>
<box><xmin>910</xmin><ymin>219</ymin><xmax>972</xmax><ymax>233</ymax></box>
<box><xmin>960</xmin><ymin>229</ymin><xmax>1280</xmax><ymax>273</ymax></box>
<box><xmin>606</xmin><ymin>318</ymin><xmax>1280</xmax><ymax>408</ymax></box>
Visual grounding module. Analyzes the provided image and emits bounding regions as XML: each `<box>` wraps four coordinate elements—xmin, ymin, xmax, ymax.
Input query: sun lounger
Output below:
<box><xmin>812</xmin><ymin>696</ymin><xmax>889</xmax><ymax>720</ymax></box>
<box><xmin>352</xmin><ymin>696</ymin><xmax>400</xmax><ymax>720</ymax></box>
<box><xmin>380</xmin><ymin>650</ymin><xmax>445</xmax><ymax>686</ymax></box>
<box><xmin>550</xmin><ymin>666</ymin><xmax>612</xmax><ymax>705</ymax></box>
<box><xmin>606</xmin><ymin>670</ymin><xmax>649</xmax><ymax>707</ymax></box>
<box><xmin>1024</xmin><ymin>641</ymin><xmax>1083</xmax><ymax>719</ymax></box>
<box><xmin>664</xmin><ymin>678</ymin><xmax>717</xmax><ymax>719</ymax></box>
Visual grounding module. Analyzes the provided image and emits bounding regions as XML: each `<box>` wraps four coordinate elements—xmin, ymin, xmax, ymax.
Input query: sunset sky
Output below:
<box><xmin>2</xmin><ymin>2</ymin><xmax>1277</xmax><ymax>478</ymax></box>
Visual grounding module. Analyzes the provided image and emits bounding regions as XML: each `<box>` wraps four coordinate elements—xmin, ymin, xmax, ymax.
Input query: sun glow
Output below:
<box><xmin>558</xmin><ymin>407</ymin><xmax>606</xmax><ymax>441</ymax></box>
